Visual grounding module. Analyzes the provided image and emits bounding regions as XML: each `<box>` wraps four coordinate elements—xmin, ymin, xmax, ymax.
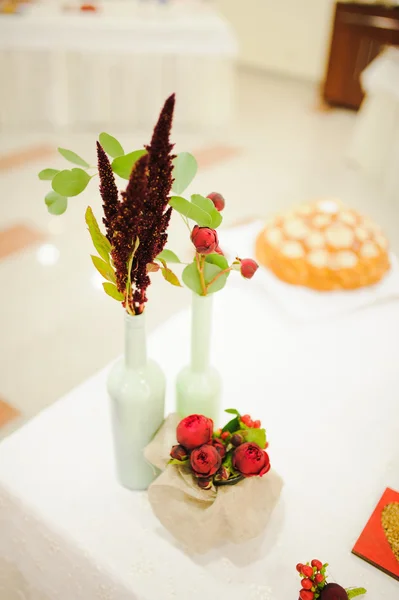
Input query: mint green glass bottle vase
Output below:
<box><xmin>176</xmin><ymin>293</ymin><xmax>222</xmax><ymax>423</ymax></box>
<box><xmin>107</xmin><ymin>312</ymin><xmax>165</xmax><ymax>491</ymax></box>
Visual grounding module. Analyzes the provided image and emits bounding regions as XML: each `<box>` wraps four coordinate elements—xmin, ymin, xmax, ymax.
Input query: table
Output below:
<box><xmin>0</xmin><ymin>2</ymin><xmax>237</xmax><ymax>131</ymax></box>
<box><xmin>1</xmin><ymin>284</ymin><xmax>399</xmax><ymax>600</ymax></box>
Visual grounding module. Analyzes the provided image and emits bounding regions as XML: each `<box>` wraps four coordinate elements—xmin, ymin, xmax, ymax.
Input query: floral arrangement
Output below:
<box><xmin>296</xmin><ymin>560</ymin><xmax>366</xmax><ymax>600</ymax></box>
<box><xmin>38</xmin><ymin>93</ymin><xmax>258</xmax><ymax>315</ymax></box>
<box><xmin>169</xmin><ymin>409</ymin><xmax>270</xmax><ymax>490</ymax></box>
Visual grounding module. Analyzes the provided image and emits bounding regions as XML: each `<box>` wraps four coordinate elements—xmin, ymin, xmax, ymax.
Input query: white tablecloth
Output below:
<box><xmin>1</xmin><ymin>285</ymin><xmax>399</xmax><ymax>600</ymax></box>
<box><xmin>0</xmin><ymin>2</ymin><xmax>237</xmax><ymax>131</ymax></box>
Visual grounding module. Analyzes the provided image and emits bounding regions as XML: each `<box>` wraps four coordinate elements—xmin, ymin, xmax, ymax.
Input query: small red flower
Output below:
<box><xmin>212</xmin><ymin>438</ymin><xmax>226</xmax><ymax>458</ymax></box>
<box><xmin>301</xmin><ymin>566</ymin><xmax>314</xmax><ymax>578</ymax></box>
<box><xmin>311</xmin><ymin>559</ymin><xmax>323</xmax><ymax>571</ymax></box>
<box><xmin>299</xmin><ymin>590</ymin><xmax>314</xmax><ymax>600</ymax></box>
<box><xmin>314</xmin><ymin>573</ymin><xmax>325</xmax><ymax>585</ymax></box>
<box><xmin>233</xmin><ymin>442</ymin><xmax>270</xmax><ymax>477</ymax></box>
<box><xmin>296</xmin><ymin>563</ymin><xmax>304</xmax><ymax>573</ymax></box>
<box><xmin>176</xmin><ymin>414</ymin><xmax>213</xmax><ymax>451</ymax></box>
<box><xmin>207</xmin><ymin>192</ymin><xmax>225</xmax><ymax>212</ymax></box>
<box><xmin>302</xmin><ymin>579</ymin><xmax>313</xmax><ymax>590</ymax></box>
<box><xmin>253</xmin><ymin>420</ymin><xmax>261</xmax><ymax>429</ymax></box>
<box><xmin>191</xmin><ymin>225</ymin><xmax>218</xmax><ymax>255</ymax></box>
<box><xmin>241</xmin><ymin>414</ymin><xmax>253</xmax><ymax>427</ymax></box>
<box><xmin>191</xmin><ymin>444</ymin><xmax>221</xmax><ymax>478</ymax></box>
<box><xmin>221</xmin><ymin>431</ymin><xmax>230</xmax><ymax>441</ymax></box>
<box><xmin>240</xmin><ymin>258</ymin><xmax>259</xmax><ymax>279</ymax></box>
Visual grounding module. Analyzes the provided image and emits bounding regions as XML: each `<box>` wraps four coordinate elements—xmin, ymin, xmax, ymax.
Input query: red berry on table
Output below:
<box><xmin>302</xmin><ymin>579</ymin><xmax>313</xmax><ymax>590</ymax></box>
<box><xmin>207</xmin><ymin>192</ymin><xmax>225</xmax><ymax>212</ymax></box>
<box><xmin>296</xmin><ymin>563</ymin><xmax>304</xmax><ymax>573</ymax></box>
<box><xmin>191</xmin><ymin>225</ymin><xmax>218</xmax><ymax>255</ymax></box>
<box><xmin>311</xmin><ymin>559</ymin><xmax>323</xmax><ymax>571</ymax></box>
<box><xmin>240</xmin><ymin>258</ymin><xmax>259</xmax><ymax>279</ymax></box>
<box><xmin>314</xmin><ymin>573</ymin><xmax>325</xmax><ymax>585</ymax></box>
<box><xmin>299</xmin><ymin>590</ymin><xmax>314</xmax><ymax>600</ymax></box>
<box><xmin>301</xmin><ymin>565</ymin><xmax>314</xmax><ymax>578</ymax></box>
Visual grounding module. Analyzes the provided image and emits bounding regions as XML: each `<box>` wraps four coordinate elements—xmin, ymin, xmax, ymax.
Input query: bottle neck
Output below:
<box><xmin>191</xmin><ymin>292</ymin><xmax>213</xmax><ymax>372</ymax></box>
<box><xmin>124</xmin><ymin>312</ymin><xmax>147</xmax><ymax>369</ymax></box>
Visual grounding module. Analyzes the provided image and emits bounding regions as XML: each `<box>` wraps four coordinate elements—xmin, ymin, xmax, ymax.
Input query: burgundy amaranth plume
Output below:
<box><xmin>97</xmin><ymin>93</ymin><xmax>176</xmax><ymax>315</ymax></box>
<box><xmin>96</xmin><ymin>141</ymin><xmax>119</xmax><ymax>241</ymax></box>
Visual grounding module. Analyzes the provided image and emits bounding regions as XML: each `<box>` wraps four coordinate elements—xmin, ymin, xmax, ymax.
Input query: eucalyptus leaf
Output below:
<box><xmin>182</xmin><ymin>261</ymin><xmax>203</xmax><ymax>295</ymax></box>
<box><xmin>191</xmin><ymin>194</ymin><xmax>223</xmax><ymax>229</ymax></box>
<box><xmin>161</xmin><ymin>267</ymin><xmax>182</xmax><ymax>287</ymax></box>
<box><xmin>99</xmin><ymin>132</ymin><xmax>124</xmax><ymax>158</ymax></box>
<box><xmin>85</xmin><ymin>206</ymin><xmax>112</xmax><ymax>264</ymax></box>
<box><xmin>38</xmin><ymin>168</ymin><xmax>59</xmax><ymax>181</ymax></box>
<box><xmin>52</xmin><ymin>168</ymin><xmax>91</xmax><ymax>197</ymax></box>
<box><xmin>58</xmin><ymin>147</ymin><xmax>90</xmax><ymax>168</ymax></box>
<box><xmin>205</xmin><ymin>253</ymin><xmax>229</xmax><ymax>271</ymax></box>
<box><xmin>91</xmin><ymin>255</ymin><xmax>116</xmax><ymax>284</ymax></box>
<box><xmin>156</xmin><ymin>249</ymin><xmax>181</xmax><ymax>264</ymax></box>
<box><xmin>169</xmin><ymin>196</ymin><xmax>211</xmax><ymax>227</ymax></box>
<box><xmin>204</xmin><ymin>262</ymin><xmax>228</xmax><ymax>294</ymax></box>
<box><xmin>172</xmin><ymin>152</ymin><xmax>198</xmax><ymax>194</ymax></box>
<box><xmin>111</xmin><ymin>150</ymin><xmax>147</xmax><ymax>180</ymax></box>
<box><xmin>45</xmin><ymin>191</ymin><xmax>68</xmax><ymax>215</ymax></box>
<box><xmin>103</xmin><ymin>282</ymin><xmax>124</xmax><ymax>301</ymax></box>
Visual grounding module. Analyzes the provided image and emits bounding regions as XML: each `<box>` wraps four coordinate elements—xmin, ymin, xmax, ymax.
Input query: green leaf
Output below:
<box><xmin>156</xmin><ymin>249</ymin><xmax>181</xmax><ymax>264</ymax></box>
<box><xmin>204</xmin><ymin>262</ymin><xmax>228</xmax><ymax>294</ymax></box>
<box><xmin>52</xmin><ymin>168</ymin><xmax>91</xmax><ymax>197</ymax></box>
<box><xmin>58</xmin><ymin>147</ymin><xmax>90</xmax><ymax>168</ymax></box>
<box><xmin>91</xmin><ymin>255</ymin><xmax>116</xmax><ymax>284</ymax></box>
<box><xmin>99</xmin><ymin>132</ymin><xmax>124</xmax><ymax>158</ymax></box>
<box><xmin>111</xmin><ymin>150</ymin><xmax>147</xmax><ymax>179</ymax></box>
<box><xmin>169</xmin><ymin>196</ymin><xmax>212</xmax><ymax>226</ymax></box>
<box><xmin>45</xmin><ymin>191</ymin><xmax>68</xmax><ymax>215</ymax></box>
<box><xmin>38</xmin><ymin>168</ymin><xmax>59</xmax><ymax>181</ymax></box>
<box><xmin>240</xmin><ymin>428</ymin><xmax>267</xmax><ymax>449</ymax></box>
<box><xmin>347</xmin><ymin>589</ymin><xmax>367</xmax><ymax>599</ymax></box>
<box><xmin>85</xmin><ymin>206</ymin><xmax>112</xmax><ymax>264</ymax></box>
<box><xmin>225</xmin><ymin>408</ymin><xmax>240</xmax><ymax>416</ymax></box>
<box><xmin>147</xmin><ymin>263</ymin><xmax>160</xmax><ymax>273</ymax></box>
<box><xmin>182</xmin><ymin>262</ymin><xmax>203</xmax><ymax>295</ymax></box>
<box><xmin>191</xmin><ymin>194</ymin><xmax>223</xmax><ymax>229</ymax></box>
<box><xmin>205</xmin><ymin>253</ymin><xmax>229</xmax><ymax>271</ymax></box>
<box><xmin>161</xmin><ymin>267</ymin><xmax>182</xmax><ymax>287</ymax></box>
<box><xmin>103</xmin><ymin>282</ymin><xmax>124</xmax><ymax>301</ymax></box>
<box><xmin>172</xmin><ymin>152</ymin><xmax>198</xmax><ymax>194</ymax></box>
<box><xmin>222</xmin><ymin>417</ymin><xmax>240</xmax><ymax>434</ymax></box>
<box><xmin>169</xmin><ymin>458</ymin><xmax>190</xmax><ymax>466</ymax></box>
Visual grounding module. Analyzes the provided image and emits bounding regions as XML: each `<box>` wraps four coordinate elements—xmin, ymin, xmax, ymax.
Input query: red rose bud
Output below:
<box><xmin>299</xmin><ymin>591</ymin><xmax>314</xmax><ymax>600</ymax></box>
<box><xmin>207</xmin><ymin>192</ymin><xmax>225</xmax><ymax>212</ymax></box>
<box><xmin>191</xmin><ymin>225</ymin><xmax>218</xmax><ymax>255</ymax></box>
<box><xmin>320</xmin><ymin>584</ymin><xmax>348</xmax><ymax>600</ymax></box>
<box><xmin>301</xmin><ymin>566</ymin><xmax>314</xmax><ymax>578</ymax></box>
<box><xmin>240</xmin><ymin>258</ymin><xmax>259</xmax><ymax>279</ymax></box>
<box><xmin>296</xmin><ymin>563</ymin><xmax>304</xmax><ymax>573</ymax></box>
<box><xmin>231</xmin><ymin>433</ymin><xmax>244</xmax><ymax>447</ymax></box>
<box><xmin>212</xmin><ymin>438</ymin><xmax>226</xmax><ymax>458</ymax></box>
<box><xmin>311</xmin><ymin>560</ymin><xmax>323</xmax><ymax>571</ymax></box>
<box><xmin>170</xmin><ymin>444</ymin><xmax>188</xmax><ymax>461</ymax></box>
<box><xmin>214</xmin><ymin>466</ymin><xmax>229</xmax><ymax>481</ymax></box>
<box><xmin>197</xmin><ymin>477</ymin><xmax>213</xmax><ymax>490</ymax></box>
<box><xmin>215</xmin><ymin>245</ymin><xmax>224</xmax><ymax>255</ymax></box>
<box><xmin>176</xmin><ymin>414</ymin><xmax>213</xmax><ymax>451</ymax></box>
<box><xmin>191</xmin><ymin>444</ymin><xmax>221</xmax><ymax>478</ymax></box>
<box><xmin>314</xmin><ymin>574</ymin><xmax>325</xmax><ymax>585</ymax></box>
<box><xmin>302</xmin><ymin>579</ymin><xmax>313</xmax><ymax>591</ymax></box>
<box><xmin>233</xmin><ymin>442</ymin><xmax>271</xmax><ymax>477</ymax></box>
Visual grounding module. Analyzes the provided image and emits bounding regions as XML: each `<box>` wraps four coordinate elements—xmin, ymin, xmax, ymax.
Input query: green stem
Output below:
<box><xmin>206</xmin><ymin>267</ymin><xmax>232</xmax><ymax>291</ymax></box>
<box><xmin>196</xmin><ymin>253</ymin><xmax>207</xmax><ymax>296</ymax></box>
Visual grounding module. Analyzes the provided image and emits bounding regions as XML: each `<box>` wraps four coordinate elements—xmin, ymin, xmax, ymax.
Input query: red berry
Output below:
<box><xmin>240</xmin><ymin>258</ymin><xmax>259</xmax><ymax>279</ymax></box>
<box><xmin>311</xmin><ymin>559</ymin><xmax>323</xmax><ymax>571</ymax></box>
<box><xmin>253</xmin><ymin>420</ymin><xmax>261</xmax><ymax>428</ymax></box>
<box><xmin>299</xmin><ymin>590</ymin><xmax>314</xmax><ymax>600</ymax></box>
<box><xmin>314</xmin><ymin>573</ymin><xmax>324</xmax><ymax>585</ymax></box>
<box><xmin>296</xmin><ymin>563</ymin><xmax>304</xmax><ymax>573</ymax></box>
<box><xmin>207</xmin><ymin>192</ymin><xmax>225</xmax><ymax>212</ymax></box>
<box><xmin>301</xmin><ymin>566</ymin><xmax>314</xmax><ymax>578</ymax></box>
<box><xmin>302</xmin><ymin>579</ymin><xmax>313</xmax><ymax>590</ymax></box>
<box><xmin>221</xmin><ymin>431</ymin><xmax>230</xmax><ymax>441</ymax></box>
<box><xmin>241</xmin><ymin>414</ymin><xmax>251</xmax><ymax>426</ymax></box>
<box><xmin>191</xmin><ymin>225</ymin><xmax>218</xmax><ymax>255</ymax></box>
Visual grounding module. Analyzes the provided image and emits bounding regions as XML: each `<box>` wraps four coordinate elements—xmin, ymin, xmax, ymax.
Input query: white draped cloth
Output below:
<box><xmin>1</xmin><ymin>284</ymin><xmax>399</xmax><ymax>599</ymax></box>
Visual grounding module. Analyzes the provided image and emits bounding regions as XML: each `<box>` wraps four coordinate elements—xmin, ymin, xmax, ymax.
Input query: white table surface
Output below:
<box><xmin>1</xmin><ymin>284</ymin><xmax>399</xmax><ymax>600</ymax></box>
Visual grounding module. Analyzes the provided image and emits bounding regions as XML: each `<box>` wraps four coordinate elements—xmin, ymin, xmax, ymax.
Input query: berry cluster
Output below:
<box><xmin>296</xmin><ymin>560</ymin><xmax>327</xmax><ymax>600</ymax></box>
